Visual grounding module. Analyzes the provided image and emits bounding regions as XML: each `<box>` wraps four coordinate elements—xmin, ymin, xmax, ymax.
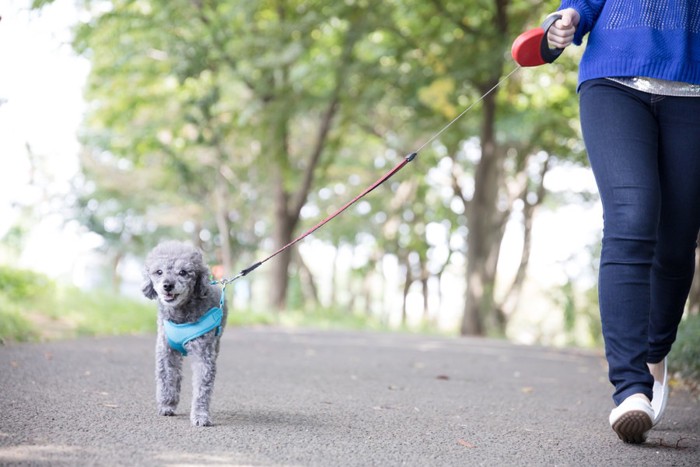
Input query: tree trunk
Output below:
<box><xmin>295</xmin><ymin>249</ymin><xmax>319</xmax><ymax>307</ymax></box>
<box><xmin>363</xmin><ymin>271</ymin><xmax>374</xmax><ymax>317</ymax></box>
<box><xmin>267</xmin><ymin>86</ymin><xmax>342</xmax><ymax>310</ymax></box>
<box><xmin>270</xmin><ymin>178</ymin><xmax>295</xmax><ymax>311</ymax></box>
<box><xmin>419</xmin><ymin>256</ymin><xmax>430</xmax><ymax>322</ymax></box>
<box><xmin>460</xmin><ymin>88</ymin><xmax>507</xmax><ymax>336</ymax></box>
<box><xmin>111</xmin><ymin>250</ymin><xmax>123</xmax><ymax>293</ymax></box>
<box><xmin>264</xmin><ymin>19</ymin><xmax>363</xmax><ymax>310</ymax></box>
<box><xmin>262</xmin><ymin>18</ymin><xmax>362</xmax><ymax>311</ymax></box>
<box><xmin>459</xmin><ymin>0</ymin><xmax>510</xmax><ymax>337</ymax></box>
<box><xmin>214</xmin><ymin>172</ymin><xmax>233</xmax><ymax>277</ymax></box>
<box><xmin>499</xmin><ymin>153</ymin><xmax>551</xmax><ymax>318</ymax></box>
<box><xmin>401</xmin><ymin>257</ymin><xmax>412</xmax><ymax>327</ymax></box>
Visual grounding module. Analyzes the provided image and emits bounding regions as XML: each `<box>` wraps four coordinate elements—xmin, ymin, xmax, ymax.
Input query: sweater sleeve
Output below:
<box><xmin>558</xmin><ymin>0</ymin><xmax>606</xmax><ymax>45</ymax></box>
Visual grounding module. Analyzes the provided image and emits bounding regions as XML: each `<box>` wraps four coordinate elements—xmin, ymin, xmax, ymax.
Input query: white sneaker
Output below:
<box><xmin>609</xmin><ymin>394</ymin><xmax>654</xmax><ymax>444</ymax></box>
<box><xmin>649</xmin><ymin>357</ymin><xmax>669</xmax><ymax>426</ymax></box>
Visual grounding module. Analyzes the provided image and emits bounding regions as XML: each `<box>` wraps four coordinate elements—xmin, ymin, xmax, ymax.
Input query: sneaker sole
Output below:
<box><xmin>611</xmin><ymin>410</ymin><xmax>652</xmax><ymax>444</ymax></box>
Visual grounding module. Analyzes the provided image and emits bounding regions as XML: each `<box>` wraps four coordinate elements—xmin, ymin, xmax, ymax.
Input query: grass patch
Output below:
<box><xmin>2</xmin><ymin>286</ymin><xmax>156</xmax><ymax>342</ymax></box>
<box><xmin>0</xmin><ymin>263</ymin><xmax>384</xmax><ymax>343</ymax></box>
<box><xmin>670</xmin><ymin>313</ymin><xmax>700</xmax><ymax>388</ymax></box>
<box><xmin>278</xmin><ymin>307</ymin><xmax>387</xmax><ymax>331</ymax></box>
<box><xmin>0</xmin><ymin>265</ymin><xmax>155</xmax><ymax>343</ymax></box>
<box><xmin>227</xmin><ymin>306</ymin><xmax>387</xmax><ymax>331</ymax></box>
<box><xmin>53</xmin><ymin>287</ymin><xmax>156</xmax><ymax>337</ymax></box>
<box><xmin>0</xmin><ymin>296</ymin><xmax>38</xmax><ymax>344</ymax></box>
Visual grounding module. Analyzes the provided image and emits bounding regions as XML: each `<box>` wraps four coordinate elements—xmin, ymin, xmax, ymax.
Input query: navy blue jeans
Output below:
<box><xmin>579</xmin><ymin>79</ymin><xmax>700</xmax><ymax>405</ymax></box>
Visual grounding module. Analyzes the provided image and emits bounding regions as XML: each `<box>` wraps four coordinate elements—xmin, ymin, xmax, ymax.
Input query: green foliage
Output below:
<box><xmin>670</xmin><ymin>313</ymin><xmax>700</xmax><ymax>384</ymax></box>
<box><xmin>0</xmin><ymin>297</ymin><xmax>37</xmax><ymax>344</ymax></box>
<box><xmin>53</xmin><ymin>287</ymin><xmax>156</xmax><ymax>337</ymax></box>
<box><xmin>30</xmin><ymin>0</ymin><xmax>55</xmax><ymax>8</ymax></box>
<box><xmin>0</xmin><ymin>267</ymin><xmax>49</xmax><ymax>343</ymax></box>
<box><xmin>0</xmin><ymin>265</ymin><xmax>54</xmax><ymax>303</ymax></box>
<box><xmin>225</xmin><ymin>309</ymin><xmax>279</xmax><ymax>328</ymax></box>
<box><xmin>0</xmin><ymin>265</ymin><xmax>155</xmax><ymax>343</ymax></box>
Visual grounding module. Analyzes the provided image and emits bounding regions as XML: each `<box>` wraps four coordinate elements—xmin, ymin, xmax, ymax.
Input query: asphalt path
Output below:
<box><xmin>1</xmin><ymin>327</ymin><xmax>698</xmax><ymax>466</ymax></box>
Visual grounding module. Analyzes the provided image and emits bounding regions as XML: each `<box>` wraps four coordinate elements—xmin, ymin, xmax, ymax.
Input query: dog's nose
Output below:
<box><xmin>163</xmin><ymin>283</ymin><xmax>174</xmax><ymax>292</ymax></box>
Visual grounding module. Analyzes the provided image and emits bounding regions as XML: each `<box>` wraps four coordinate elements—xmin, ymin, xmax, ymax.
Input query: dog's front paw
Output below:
<box><xmin>158</xmin><ymin>406</ymin><xmax>176</xmax><ymax>416</ymax></box>
<box><xmin>191</xmin><ymin>414</ymin><xmax>212</xmax><ymax>427</ymax></box>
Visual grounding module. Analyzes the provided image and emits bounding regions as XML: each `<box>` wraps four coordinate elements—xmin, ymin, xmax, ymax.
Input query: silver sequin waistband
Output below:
<box><xmin>607</xmin><ymin>77</ymin><xmax>700</xmax><ymax>97</ymax></box>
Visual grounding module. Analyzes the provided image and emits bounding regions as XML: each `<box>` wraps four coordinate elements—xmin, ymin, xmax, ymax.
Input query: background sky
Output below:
<box><xmin>1</xmin><ymin>0</ymin><xmax>96</xmax><ymax>279</ymax></box>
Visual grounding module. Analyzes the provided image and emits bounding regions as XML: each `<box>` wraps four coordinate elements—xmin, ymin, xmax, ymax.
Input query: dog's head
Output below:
<box><xmin>142</xmin><ymin>241</ymin><xmax>210</xmax><ymax>308</ymax></box>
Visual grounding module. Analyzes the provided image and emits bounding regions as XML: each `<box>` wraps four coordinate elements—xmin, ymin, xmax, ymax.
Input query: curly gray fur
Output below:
<box><xmin>142</xmin><ymin>240</ymin><xmax>228</xmax><ymax>427</ymax></box>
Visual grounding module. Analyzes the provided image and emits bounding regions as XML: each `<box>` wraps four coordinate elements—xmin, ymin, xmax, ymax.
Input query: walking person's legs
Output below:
<box><xmin>648</xmin><ymin>95</ymin><xmax>700</xmax><ymax>364</ymax></box>
<box><xmin>579</xmin><ymin>78</ymin><xmax>700</xmax><ymax>442</ymax></box>
<box><xmin>647</xmin><ymin>94</ymin><xmax>700</xmax><ymax>424</ymax></box>
<box><xmin>581</xmin><ymin>79</ymin><xmax>658</xmax><ymax>405</ymax></box>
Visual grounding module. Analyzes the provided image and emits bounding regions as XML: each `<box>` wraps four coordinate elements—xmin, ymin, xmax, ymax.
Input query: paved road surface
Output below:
<box><xmin>1</xmin><ymin>327</ymin><xmax>698</xmax><ymax>466</ymax></box>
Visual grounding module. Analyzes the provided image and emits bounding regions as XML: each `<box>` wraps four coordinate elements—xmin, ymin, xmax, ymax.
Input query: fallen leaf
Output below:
<box><xmin>373</xmin><ymin>405</ymin><xmax>396</xmax><ymax>411</ymax></box>
<box><xmin>457</xmin><ymin>439</ymin><xmax>476</xmax><ymax>448</ymax></box>
<box><xmin>521</xmin><ymin>386</ymin><xmax>534</xmax><ymax>394</ymax></box>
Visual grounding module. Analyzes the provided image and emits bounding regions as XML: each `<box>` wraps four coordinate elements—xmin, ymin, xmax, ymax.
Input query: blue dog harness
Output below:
<box><xmin>163</xmin><ymin>286</ymin><xmax>225</xmax><ymax>356</ymax></box>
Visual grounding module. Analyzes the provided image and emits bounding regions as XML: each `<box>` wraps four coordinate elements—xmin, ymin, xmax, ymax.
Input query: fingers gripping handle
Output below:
<box><xmin>540</xmin><ymin>14</ymin><xmax>564</xmax><ymax>64</ymax></box>
<box><xmin>511</xmin><ymin>13</ymin><xmax>565</xmax><ymax>67</ymax></box>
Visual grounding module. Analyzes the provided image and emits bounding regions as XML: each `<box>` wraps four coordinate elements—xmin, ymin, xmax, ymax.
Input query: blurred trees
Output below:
<box><xmin>62</xmin><ymin>0</ymin><xmax>587</xmax><ymax>336</ymax></box>
<box><xmin>688</xmin><ymin>232</ymin><xmax>700</xmax><ymax>316</ymax></box>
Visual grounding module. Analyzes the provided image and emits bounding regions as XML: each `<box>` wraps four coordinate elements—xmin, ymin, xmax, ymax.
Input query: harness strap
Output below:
<box><xmin>163</xmin><ymin>306</ymin><xmax>223</xmax><ymax>356</ymax></box>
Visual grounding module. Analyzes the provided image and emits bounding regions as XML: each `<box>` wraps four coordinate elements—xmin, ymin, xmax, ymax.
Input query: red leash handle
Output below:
<box><xmin>512</xmin><ymin>14</ymin><xmax>564</xmax><ymax>67</ymax></box>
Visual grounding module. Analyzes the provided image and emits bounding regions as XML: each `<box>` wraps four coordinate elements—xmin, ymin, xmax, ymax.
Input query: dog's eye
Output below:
<box><xmin>178</xmin><ymin>270</ymin><xmax>188</xmax><ymax>277</ymax></box>
<box><xmin>155</xmin><ymin>269</ymin><xmax>163</xmax><ymax>276</ymax></box>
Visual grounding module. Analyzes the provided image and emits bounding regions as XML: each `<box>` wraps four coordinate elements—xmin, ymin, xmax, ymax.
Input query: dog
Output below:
<box><xmin>141</xmin><ymin>241</ymin><xmax>228</xmax><ymax>426</ymax></box>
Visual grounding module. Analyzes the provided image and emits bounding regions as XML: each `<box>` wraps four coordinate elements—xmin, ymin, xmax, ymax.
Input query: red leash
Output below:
<box><xmin>215</xmin><ymin>15</ymin><xmax>567</xmax><ymax>286</ymax></box>
<box><xmin>221</xmin><ymin>151</ymin><xmax>417</xmax><ymax>284</ymax></box>
<box><xmin>216</xmin><ymin>70</ymin><xmax>520</xmax><ymax>287</ymax></box>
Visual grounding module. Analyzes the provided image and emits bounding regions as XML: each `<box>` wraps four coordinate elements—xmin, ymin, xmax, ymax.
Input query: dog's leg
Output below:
<box><xmin>155</xmin><ymin>334</ymin><xmax>183</xmax><ymax>416</ymax></box>
<box><xmin>189</xmin><ymin>343</ymin><xmax>217</xmax><ymax>426</ymax></box>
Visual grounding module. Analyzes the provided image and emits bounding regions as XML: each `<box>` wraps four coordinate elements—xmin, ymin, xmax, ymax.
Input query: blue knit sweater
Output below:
<box><xmin>559</xmin><ymin>0</ymin><xmax>700</xmax><ymax>85</ymax></box>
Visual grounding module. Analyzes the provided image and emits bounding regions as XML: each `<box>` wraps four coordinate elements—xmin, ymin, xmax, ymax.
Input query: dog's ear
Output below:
<box><xmin>194</xmin><ymin>264</ymin><xmax>211</xmax><ymax>299</ymax></box>
<box><xmin>141</xmin><ymin>273</ymin><xmax>158</xmax><ymax>300</ymax></box>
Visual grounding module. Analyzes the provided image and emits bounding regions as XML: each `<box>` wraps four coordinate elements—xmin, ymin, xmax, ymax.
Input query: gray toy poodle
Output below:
<box><xmin>142</xmin><ymin>240</ymin><xmax>228</xmax><ymax>426</ymax></box>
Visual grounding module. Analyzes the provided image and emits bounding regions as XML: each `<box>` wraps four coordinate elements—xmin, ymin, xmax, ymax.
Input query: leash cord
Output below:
<box><xmin>213</xmin><ymin>66</ymin><xmax>521</xmax><ymax>287</ymax></box>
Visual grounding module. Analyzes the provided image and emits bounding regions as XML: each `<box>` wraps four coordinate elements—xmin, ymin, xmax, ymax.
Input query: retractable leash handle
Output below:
<box><xmin>511</xmin><ymin>14</ymin><xmax>564</xmax><ymax>67</ymax></box>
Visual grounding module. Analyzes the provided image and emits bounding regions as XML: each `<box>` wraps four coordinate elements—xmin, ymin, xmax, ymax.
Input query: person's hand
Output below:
<box><xmin>547</xmin><ymin>8</ymin><xmax>580</xmax><ymax>48</ymax></box>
